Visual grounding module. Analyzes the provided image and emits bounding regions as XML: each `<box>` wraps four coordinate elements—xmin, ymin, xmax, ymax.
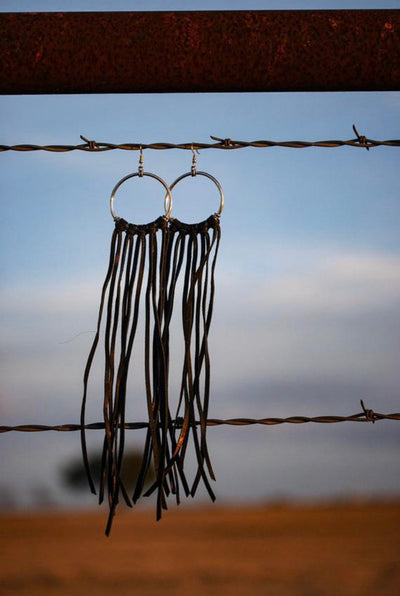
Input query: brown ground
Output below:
<box><xmin>0</xmin><ymin>502</ymin><xmax>399</xmax><ymax>595</ymax></box>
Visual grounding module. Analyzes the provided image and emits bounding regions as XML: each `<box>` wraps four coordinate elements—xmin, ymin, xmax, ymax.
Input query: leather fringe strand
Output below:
<box><xmin>81</xmin><ymin>214</ymin><xmax>220</xmax><ymax>534</ymax></box>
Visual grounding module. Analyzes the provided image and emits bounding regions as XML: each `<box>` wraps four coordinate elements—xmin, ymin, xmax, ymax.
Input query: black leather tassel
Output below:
<box><xmin>81</xmin><ymin>160</ymin><xmax>223</xmax><ymax>534</ymax></box>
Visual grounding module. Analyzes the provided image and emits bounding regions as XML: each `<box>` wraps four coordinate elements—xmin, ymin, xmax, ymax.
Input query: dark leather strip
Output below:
<box><xmin>81</xmin><ymin>213</ymin><xmax>221</xmax><ymax>532</ymax></box>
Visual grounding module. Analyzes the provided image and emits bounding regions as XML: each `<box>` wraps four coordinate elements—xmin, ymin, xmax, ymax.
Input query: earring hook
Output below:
<box><xmin>138</xmin><ymin>146</ymin><xmax>144</xmax><ymax>177</ymax></box>
<box><xmin>191</xmin><ymin>145</ymin><xmax>198</xmax><ymax>177</ymax></box>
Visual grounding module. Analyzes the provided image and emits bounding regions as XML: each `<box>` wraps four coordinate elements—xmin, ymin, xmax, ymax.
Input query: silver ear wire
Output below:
<box><xmin>168</xmin><ymin>149</ymin><xmax>224</xmax><ymax>218</ymax></box>
<box><xmin>110</xmin><ymin>151</ymin><xmax>173</xmax><ymax>221</ymax></box>
<box><xmin>138</xmin><ymin>146</ymin><xmax>144</xmax><ymax>176</ymax></box>
<box><xmin>191</xmin><ymin>145</ymin><xmax>198</xmax><ymax>176</ymax></box>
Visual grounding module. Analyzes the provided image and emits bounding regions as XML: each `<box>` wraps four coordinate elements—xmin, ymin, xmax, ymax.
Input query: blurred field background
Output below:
<box><xmin>1</xmin><ymin>501</ymin><xmax>399</xmax><ymax>595</ymax></box>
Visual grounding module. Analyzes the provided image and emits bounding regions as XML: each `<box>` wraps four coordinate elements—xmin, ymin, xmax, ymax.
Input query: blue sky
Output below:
<box><xmin>0</xmin><ymin>0</ymin><xmax>399</xmax><ymax>510</ymax></box>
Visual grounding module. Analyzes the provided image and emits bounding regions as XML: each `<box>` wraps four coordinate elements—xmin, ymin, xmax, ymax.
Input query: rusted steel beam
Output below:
<box><xmin>0</xmin><ymin>10</ymin><xmax>399</xmax><ymax>94</ymax></box>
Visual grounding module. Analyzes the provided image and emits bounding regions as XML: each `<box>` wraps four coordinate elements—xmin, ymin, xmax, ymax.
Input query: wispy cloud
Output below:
<box><xmin>249</xmin><ymin>251</ymin><xmax>400</xmax><ymax>315</ymax></box>
<box><xmin>2</xmin><ymin>247</ymin><xmax>399</xmax><ymax>421</ymax></box>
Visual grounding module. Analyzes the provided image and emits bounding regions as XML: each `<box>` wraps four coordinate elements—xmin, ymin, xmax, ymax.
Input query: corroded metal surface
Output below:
<box><xmin>0</xmin><ymin>10</ymin><xmax>399</xmax><ymax>94</ymax></box>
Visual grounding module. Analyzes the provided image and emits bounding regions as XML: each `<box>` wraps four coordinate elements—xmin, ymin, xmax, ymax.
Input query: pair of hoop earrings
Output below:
<box><xmin>109</xmin><ymin>149</ymin><xmax>224</xmax><ymax>221</ymax></box>
<box><xmin>81</xmin><ymin>151</ymin><xmax>224</xmax><ymax>535</ymax></box>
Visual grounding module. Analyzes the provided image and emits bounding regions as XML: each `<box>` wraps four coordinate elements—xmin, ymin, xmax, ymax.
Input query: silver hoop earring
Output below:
<box><xmin>81</xmin><ymin>149</ymin><xmax>175</xmax><ymax>534</ymax></box>
<box><xmin>161</xmin><ymin>149</ymin><xmax>224</xmax><ymax>505</ymax></box>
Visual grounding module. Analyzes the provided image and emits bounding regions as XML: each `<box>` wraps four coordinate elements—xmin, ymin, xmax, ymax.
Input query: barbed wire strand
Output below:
<box><xmin>1</xmin><ymin>403</ymin><xmax>399</xmax><ymax>433</ymax></box>
<box><xmin>1</xmin><ymin>133</ymin><xmax>398</xmax><ymax>432</ymax></box>
<box><xmin>0</xmin><ymin>131</ymin><xmax>399</xmax><ymax>154</ymax></box>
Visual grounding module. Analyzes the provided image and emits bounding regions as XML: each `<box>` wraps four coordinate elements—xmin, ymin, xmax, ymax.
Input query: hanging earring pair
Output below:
<box><xmin>81</xmin><ymin>148</ymin><xmax>224</xmax><ymax>535</ymax></box>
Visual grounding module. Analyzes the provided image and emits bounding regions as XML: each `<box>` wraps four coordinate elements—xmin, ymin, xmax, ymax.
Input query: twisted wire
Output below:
<box><xmin>1</xmin><ymin>410</ymin><xmax>399</xmax><ymax>433</ymax></box>
<box><xmin>1</xmin><ymin>133</ymin><xmax>399</xmax><ymax>153</ymax></box>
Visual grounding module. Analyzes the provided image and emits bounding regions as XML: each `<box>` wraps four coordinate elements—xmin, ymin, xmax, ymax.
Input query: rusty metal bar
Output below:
<box><xmin>0</xmin><ymin>10</ymin><xmax>399</xmax><ymax>95</ymax></box>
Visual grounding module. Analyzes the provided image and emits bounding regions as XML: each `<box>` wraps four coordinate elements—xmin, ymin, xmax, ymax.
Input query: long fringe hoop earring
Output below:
<box><xmin>80</xmin><ymin>150</ymin><xmax>175</xmax><ymax>535</ymax></box>
<box><xmin>140</xmin><ymin>150</ymin><xmax>224</xmax><ymax>510</ymax></box>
